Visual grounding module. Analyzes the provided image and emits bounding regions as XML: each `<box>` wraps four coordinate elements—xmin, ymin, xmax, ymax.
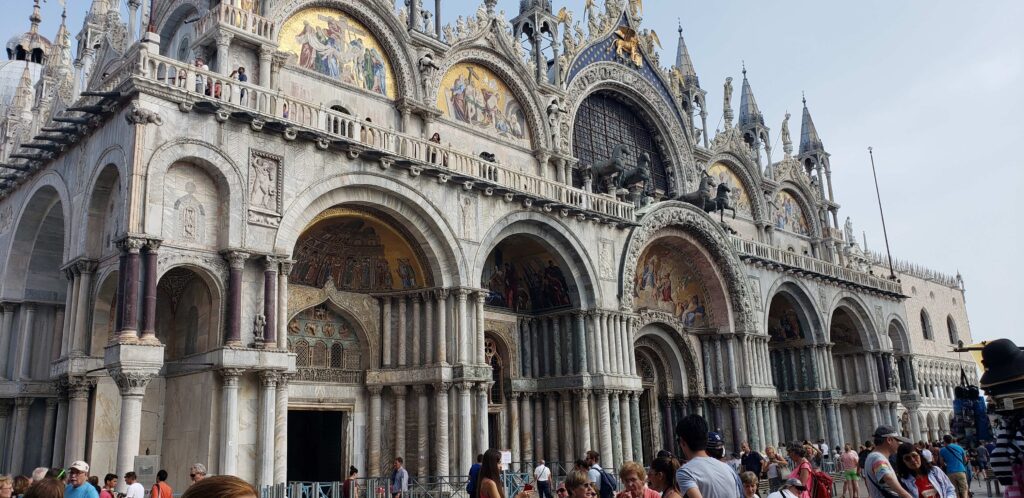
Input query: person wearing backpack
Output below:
<box><xmin>673</xmin><ymin>414</ymin><xmax>743</xmax><ymax>498</ymax></box>
<box><xmin>585</xmin><ymin>451</ymin><xmax>617</xmax><ymax>498</ymax></box>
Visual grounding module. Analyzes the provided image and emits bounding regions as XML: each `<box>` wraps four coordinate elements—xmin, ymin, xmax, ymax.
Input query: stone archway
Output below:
<box><xmin>634</xmin><ymin>323</ymin><xmax>700</xmax><ymax>462</ymax></box>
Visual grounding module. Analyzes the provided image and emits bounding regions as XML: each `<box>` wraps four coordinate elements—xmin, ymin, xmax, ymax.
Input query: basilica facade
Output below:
<box><xmin>0</xmin><ymin>0</ymin><xmax>975</xmax><ymax>492</ymax></box>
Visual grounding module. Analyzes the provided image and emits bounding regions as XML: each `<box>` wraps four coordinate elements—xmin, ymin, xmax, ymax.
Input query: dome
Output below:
<box><xmin>6</xmin><ymin>31</ymin><xmax>52</xmax><ymax>63</ymax></box>
<box><xmin>0</xmin><ymin>60</ymin><xmax>42</xmax><ymax>109</ymax></box>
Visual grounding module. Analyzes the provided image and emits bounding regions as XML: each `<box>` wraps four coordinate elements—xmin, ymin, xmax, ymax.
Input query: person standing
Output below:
<box><xmin>840</xmin><ymin>444</ymin><xmax>861</xmax><ymax>498</ymax></box>
<box><xmin>863</xmin><ymin>426</ymin><xmax>914</xmax><ymax>498</ymax></box>
<box><xmin>100</xmin><ymin>474</ymin><xmax>118</xmax><ymax>498</ymax></box>
<box><xmin>65</xmin><ymin>462</ymin><xmax>99</xmax><ymax>498</ymax></box>
<box><xmin>535</xmin><ymin>459</ymin><xmax>553</xmax><ymax>498</ymax></box>
<box><xmin>468</xmin><ymin>455</ymin><xmax>483</xmax><ymax>498</ymax></box>
<box><xmin>741</xmin><ymin>472</ymin><xmax>761</xmax><ymax>498</ymax></box>
<box><xmin>765</xmin><ymin>447</ymin><xmax>788</xmax><ymax>492</ymax></box>
<box><xmin>0</xmin><ymin>476</ymin><xmax>13</xmax><ymax>498</ymax></box>
<box><xmin>974</xmin><ymin>441</ymin><xmax>990</xmax><ymax>480</ymax></box>
<box><xmin>648</xmin><ymin>457</ymin><xmax>681</xmax><ymax>498</ymax></box>
<box><xmin>343</xmin><ymin>467</ymin><xmax>359</xmax><ymax>498</ymax></box>
<box><xmin>391</xmin><ymin>457</ymin><xmax>408</xmax><ymax>498</ymax></box>
<box><xmin>189</xmin><ymin>464</ymin><xmax>207</xmax><ymax>485</ymax></box>
<box><xmin>786</xmin><ymin>444</ymin><xmax>812</xmax><ymax>498</ymax></box>
<box><xmin>616</xmin><ymin>461</ymin><xmax>662</xmax><ymax>498</ymax></box>
<box><xmin>123</xmin><ymin>473</ymin><xmax>144</xmax><ymax>498</ymax></box>
<box><xmin>674</xmin><ymin>414</ymin><xmax>744</xmax><ymax>498</ymax></box>
<box><xmin>895</xmin><ymin>443</ymin><xmax>955</xmax><ymax>498</ymax></box>
<box><xmin>472</xmin><ymin>449</ymin><xmax>506</xmax><ymax>498</ymax></box>
<box><xmin>937</xmin><ymin>435</ymin><xmax>969</xmax><ymax>498</ymax></box>
<box><xmin>180</xmin><ymin>476</ymin><xmax>258</xmax><ymax>498</ymax></box>
<box><xmin>585</xmin><ymin>451</ymin><xmax>604</xmax><ymax>490</ymax></box>
<box><xmin>150</xmin><ymin>470</ymin><xmax>172</xmax><ymax>498</ymax></box>
<box><xmin>741</xmin><ymin>443</ymin><xmax>765</xmax><ymax>477</ymax></box>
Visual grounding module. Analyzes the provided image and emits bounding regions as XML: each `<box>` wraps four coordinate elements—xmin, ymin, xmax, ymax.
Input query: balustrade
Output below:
<box><xmin>195</xmin><ymin>2</ymin><xmax>276</xmax><ymax>42</ymax></box>
<box><xmin>133</xmin><ymin>52</ymin><xmax>635</xmax><ymax>221</ymax></box>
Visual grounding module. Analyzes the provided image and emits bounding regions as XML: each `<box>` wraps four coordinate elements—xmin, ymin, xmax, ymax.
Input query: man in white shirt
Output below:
<box><xmin>124</xmin><ymin>472</ymin><xmax>145</xmax><ymax>498</ymax></box>
<box><xmin>534</xmin><ymin>459</ymin><xmax>552</xmax><ymax>498</ymax></box>
<box><xmin>585</xmin><ymin>450</ymin><xmax>604</xmax><ymax>493</ymax></box>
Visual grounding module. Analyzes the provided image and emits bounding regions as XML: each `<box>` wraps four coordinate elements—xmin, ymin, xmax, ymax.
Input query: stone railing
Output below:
<box><xmin>732</xmin><ymin>236</ymin><xmax>903</xmax><ymax>296</ymax></box>
<box><xmin>195</xmin><ymin>2</ymin><xmax>276</xmax><ymax>42</ymax></box>
<box><xmin>134</xmin><ymin>52</ymin><xmax>636</xmax><ymax>221</ymax></box>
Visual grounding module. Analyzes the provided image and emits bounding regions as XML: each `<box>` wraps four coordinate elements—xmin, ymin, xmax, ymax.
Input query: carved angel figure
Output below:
<box><xmin>456</xmin><ymin>15</ymin><xmax>467</xmax><ymax>38</ymax></box>
<box><xmin>723</xmin><ymin>76</ymin><xmax>734</xmax><ymax>110</ymax></box>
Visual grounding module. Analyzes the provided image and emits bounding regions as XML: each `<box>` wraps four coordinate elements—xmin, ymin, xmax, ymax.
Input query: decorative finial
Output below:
<box><xmin>29</xmin><ymin>0</ymin><xmax>42</xmax><ymax>33</ymax></box>
<box><xmin>802</xmin><ymin>91</ymin><xmax>807</xmax><ymax>106</ymax></box>
<box><xmin>742</xmin><ymin>60</ymin><xmax>746</xmax><ymax>76</ymax></box>
<box><xmin>678</xmin><ymin>18</ymin><xmax>682</xmax><ymax>35</ymax></box>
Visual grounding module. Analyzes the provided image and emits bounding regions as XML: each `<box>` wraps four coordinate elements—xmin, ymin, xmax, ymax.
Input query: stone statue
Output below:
<box><xmin>397</xmin><ymin>7</ymin><xmax>409</xmax><ymax>29</ymax></box>
<box><xmin>249</xmin><ymin>155</ymin><xmax>278</xmax><ymax>210</ymax></box>
<box><xmin>562</xmin><ymin>21</ymin><xmax>577</xmax><ymax>55</ymax></box>
<box><xmin>763</xmin><ymin>189</ymin><xmax>779</xmax><ymax>221</ymax></box>
<box><xmin>442</xmin><ymin>23</ymin><xmax>455</xmax><ymax>43</ymax></box>
<box><xmin>781</xmin><ymin>111</ymin><xmax>792</xmax><ymax>156</ymax></box>
<box><xmin>456</xmin><ymin>15</ymin><xmax>467</xmax><ymax>38</ymax></box>
<box><xmin>844</xmin><ymin>216</ymin><xmax>855</xmax><ymax>245</ymax></box>
<box><xmin>547</xmin><ymin>98</ymin><xmax>567</xmax><ymax>144</ymax></box>
<box><xmin>574</xmin><ymin>21</ymin><xmax>585</xmax><ymax>47</ymax></box>
<box><xmin>723</xmin><ymin>77</ymin><xmax>733</xmax><ymax>111</ymax></box>
<box><xmin>418</xmin><ymin>52</ymin><xmax>440</xmax><ymax>76</ymax></box>
<box><xmin>630</xmin><ymin>0</ymin><xmax>643</xmax><ymax>18</ymax></box>
<box><xmin>253</xmin><ymin>313</ymin><xmax>266</xmax><ymax>342</ymax></box>
<box><xmin>422</xmin><ymin>9</ymin><xmax>433</xmax><ymax>33</ymax></box>
<box><xmin>585</xmin><ymin>0</ymin><xmax>600</xmax><ymax>36</ymax></box>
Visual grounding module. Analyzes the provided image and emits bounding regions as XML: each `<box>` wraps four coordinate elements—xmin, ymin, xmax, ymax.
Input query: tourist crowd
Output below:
<box><xmin>0</xmin><ymin>462</ymin><xmax>257</xmax><ymax>498</ymax></box>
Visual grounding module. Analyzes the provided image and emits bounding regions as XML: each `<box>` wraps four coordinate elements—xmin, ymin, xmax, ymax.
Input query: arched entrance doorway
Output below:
<box><xmin>766</xmin><ymin>283</ymin><xmax>823</xmax><ymax>443</ymax></box>
<box><xmin>634</xmin><ymin>324</ymin><xmax>698</xmax><ymax>462</ymax></box>
<box><xmin>830</xmin><ymin>299</ymin><xmax>891</xmax><ymax>445</ymax></box>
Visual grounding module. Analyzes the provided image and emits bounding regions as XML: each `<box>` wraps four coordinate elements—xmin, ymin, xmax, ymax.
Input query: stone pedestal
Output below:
<box><xmin>105</xmin><ymin>342</ymin><xmax>163</xmax><ymax>493</ymax></box>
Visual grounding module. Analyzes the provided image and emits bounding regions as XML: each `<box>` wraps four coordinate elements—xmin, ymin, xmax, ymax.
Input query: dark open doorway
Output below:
<box><xmin>288</xmin><ymin>410</ymin><xmax>343</xmax><ymax>482</ymax></box>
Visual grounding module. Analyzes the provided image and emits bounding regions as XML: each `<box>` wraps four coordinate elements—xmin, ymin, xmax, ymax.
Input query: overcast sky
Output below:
<box><xmin>4</xmin><ymin>1</ymin><xmax>1021</xmax><ymax>346</ymax></box>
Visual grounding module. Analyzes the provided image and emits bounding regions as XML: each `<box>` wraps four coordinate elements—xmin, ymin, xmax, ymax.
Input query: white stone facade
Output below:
<box><xmin>0</xmin><ymin>0</ymin><xmax>975</xmax><ymax>491</ymax></box>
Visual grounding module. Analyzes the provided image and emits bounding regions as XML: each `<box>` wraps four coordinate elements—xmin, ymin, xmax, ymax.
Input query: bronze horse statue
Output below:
<box><xmin>585</xmin><ymin>144</ymin><xmax>629</xmax><ymax>192</ymax></box>
<box><xmin>706</xmin><ymin>182</ymin><xmax>736</xmax><ymax>221</ymax></box>
<box><xmin>674</xmin><ymin>170</ymin><xmax>715</xmax><ymax>210</ymax></box>
<box><xmin>619</xmin><ymin>152</ymin><xmax>653</xmax><ymax>195</ymax></box>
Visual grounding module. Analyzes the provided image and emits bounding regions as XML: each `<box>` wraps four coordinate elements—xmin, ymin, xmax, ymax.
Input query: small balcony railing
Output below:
<box><xmin>732</xmin><ymin>236</ymin><xmax>903</xmax><ymax>295</ymax></box>
<box><xmin>133</xmin><ymin>52</ymin><xmax>636</xmax><ymax>221</ymax></box>
<box><xmin>195</xmin><ymin>2</ymin><xmax>276</xmax><ymax>43</ymax></box>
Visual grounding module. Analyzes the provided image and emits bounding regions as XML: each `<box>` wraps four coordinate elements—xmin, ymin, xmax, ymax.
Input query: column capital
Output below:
<box><xmin>216</xmin><ymin>31</ymin><xmax>234</xmax><ymax>48</ymax></box>
<box><xmin>474</xmin><ymin>290</ymin><xmax>487</xmax><ymax>303</ymax></box>
<box><xmin>21</xmin><ymin>302</ymin><xmax>38</xmax><ymax>312</ymax></box>
<box><xmin>74</xmin><ymin>258</ymin><xmax>99</xmax><ymax>274</ymax></box>
<box><xmin>434</xmin><ymin>381</ymin><xmax>452</xmax><ymax>394</ymax></box>
<box><xmin>0</xmin><ymin>302</ymin><xmax>15</xmax><ymax>313</ymax></box>
<box><xmin>108</xmin><ymin>367</ymin><xmax>157</xmax><ymax>396</ymax></box>
<box><xmin>410</xmin><ymin>293</ymin><xmax>423</xmax><ymax>304</ymax></box>
<box><xmin>45</xmin><ymin>397</ymin><xmax>58</xmax><ymax>409</ymax></box>
<box><xmin>219</xmin><ymin>368</ymin><xmax>245</xmax><ymax>385</ymax></box>
<box><xmin>144</xmin><ymin>238</ymin><xmax>162</xmax><ymax>252</ymax></box>
<box><xmin>367</xmin><ymin>384</ymin><xmax>385</xmax><ymax>396</ymax></box>
<box><xmin>455</xmin><ymin>288</ymin><xmax>472</xmax><ymax>299</ymax></box>
<box><xmin>116</xmin><ymin>236</ymin><xmax>146</xmax><ymax>253</ymax></box>
<box><xmin>572</xmin><ymin>388</ymin><xmax>591</xmax><ymax>399</ymax></box>
<box><xmin>0</xmin><ymin>399</ymin><xmax>11</xmax><ymax>417</ymax></box>
<box><xmin>510</xmin><ymin>390</ymin><xmax>522</xmax><ymax>400</ymax></box>
<box><xmin>259</xmin><ymin>370</ymin><xmax>280</xmax><ymax>387</ymax></box>
<box><xmin>392</xmin><ymin>385</ymin><xmax>407</xmax><ymax>398</ymax></box>
<box><xmin>14</xmin><ymin>397</ymin><xmax>33</xmax><ymax>409</ymax></box>
<box><xmin>457</xmin><ymin>380</ymin><xmax>474</xmax><ymax>392</ymax></box>
<box><xmin>66</xmin><ymin>376</ymin><xmax>96</xmax><ymax>399</ymax></box>
<box><xmin>263</xmin><ymin>255</ymin><xmax>280</xmax><ymax>272</ymax></box>
<box><xmin>222</xmin><ymin>250</ymin><xmax>250</xmax><ymax>269</ymax></box>
<box><xmin>276</xmin><ymin>372</ymin><xmax>293</xmax><ymax>390</ymax></box>
<box><xmin>434</xmin><ymin>288</ymin><xmax>450</xmax><ymax>300</ymax></box>
<box><xmin>412</xmin><ymin>384</ymin><xmax>427</xmax><ymax>395</ymax></box>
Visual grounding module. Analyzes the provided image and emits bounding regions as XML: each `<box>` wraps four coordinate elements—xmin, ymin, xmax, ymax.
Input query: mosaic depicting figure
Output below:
<box><xmin>438</xmin><ymin>63</ymin><xmax>530</xmax><ymax>147</ymax></box>
<box><xmin>768</xmin><ymin>307</ymin><xmax>803</xmax><ymax>342</ymax></box>
<box><xmin>280</xmin><ymin>8</ymin><xmax>396</xmax><ymax>98</ymax></box>
<box><xmin>773</xmin><ymin>190</ymin><xmax>810</xmax><ymax>235</ymax></box>
<box><xmin>707</xmin><ymin>162</ymin><xmax>751</xmax><ymax>217</ymax></box>
<box><xmin>482</xmin><ymin>239</ymin><xmax>572</xmax><ymax>313</ymax></box>
<box><xmin>632</xmin><ymin>241</ymin><xmax>710</xmax><ymax>328</ymax></box>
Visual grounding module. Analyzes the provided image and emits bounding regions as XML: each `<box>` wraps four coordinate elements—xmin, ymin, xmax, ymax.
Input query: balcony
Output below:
<box><xmin>194</xmin><ymin>3</ymin><xmax>276</xmax><ymax>46</ymax></box>
<box><xmin>732</xmin><ymin>236</ymin><xmax>904</xmax><ymax>297</ymax></box>
<box><xmin>132</xmin><ymin>52</ymin><xmax>636</xmax><ymax>222</ymax></box>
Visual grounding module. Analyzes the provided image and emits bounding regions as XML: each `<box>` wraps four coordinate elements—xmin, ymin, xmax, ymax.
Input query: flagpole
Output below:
<box><xmin>868</xmin><ymin>147</ymin><xmax>896</xmax><ymax>280</ymax></box>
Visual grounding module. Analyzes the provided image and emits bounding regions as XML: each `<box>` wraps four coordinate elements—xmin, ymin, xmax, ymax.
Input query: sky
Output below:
<box><xmin>2</xmin><ymin>1</ymin><xmax>1021</xmax><ymax>346</ymax></box>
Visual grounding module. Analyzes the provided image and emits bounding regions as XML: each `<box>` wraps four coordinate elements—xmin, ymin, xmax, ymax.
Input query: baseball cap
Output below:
<box><xmin>707</xmin><ymin>431</ymin><xmax>724</xmax><ymax>448</ymax></box>
<box><xmin>784</xmin><ymin>478</ymin><xmax>806</xmax><ymax>490</ymax></box>
<box><xmin>70</xmin><ymin>461</ymin><xmax>89</xmax><ymax>473</ymax></box>
<box><xmin>872</xmin><ymin>425</ymin><xmax>912</xmax><ymax>443</ymax></box>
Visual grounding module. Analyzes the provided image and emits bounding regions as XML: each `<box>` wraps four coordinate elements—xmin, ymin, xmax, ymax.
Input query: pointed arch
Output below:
<box><xmin>945</xmin><ymin>315</ymin><xmax>958</xmax><ymax>344</ymax></box>
<box><xmin>920</xmin><ymin>309</ymin><xmax>934</xmax><ymax>341</ymax></box>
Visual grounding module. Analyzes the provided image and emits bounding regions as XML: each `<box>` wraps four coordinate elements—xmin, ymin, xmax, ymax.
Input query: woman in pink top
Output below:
<box><xmin>787</xmin><ymin>444</ymin><xmax>813</xmax><ymax>498</ymax></box>
<box><xmin>616</xmin><ymin>462</ymin><xmax>661</xmax><ymax>498</ymax></box>
<box><xmin>840</xmin><ymin>444</ymin><xmax>861</xmax><ymax>498</ymax></box>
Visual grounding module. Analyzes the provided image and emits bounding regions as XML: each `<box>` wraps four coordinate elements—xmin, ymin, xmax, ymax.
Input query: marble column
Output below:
<box><xmin>53</xmin><ymin>391</ymin><xmax>68</xmax><ymax>465</ymax></box>
<box><xmin>457</xmin><ymin>290</ymin><xmax>470</xmax><ymax>364</ymax></box>
<box><xmin>478</xmin><ymin>383</ymin><xmax>490</xmax><ymax>454</ymax></box>
<box><xmin>369</xmin><ymin>386</ymin><xmax>383</xmax><ymax>476</ymax></box>
<box><xmin>423</xmin><ymin>291</ymin><xmax>434</xmax><ymax>365</ymax></box>
<box><xmin>394</xmin><ymin>386</ymin><xmax>407</xmax><ymax>458</ymax></box>
<box><xmin>397</xmin><ymin>296</ymin><xmax>407</xmax><ymax>367</ymax></box>
<box><xmin>261</xmin><ymin>257</ymin><xmax>278</xmax><ymax>348</ymax></box>
<box><xmin>10</xmin><ymin>397</ymin><xmax>31</xmax><ymax>473</ymax></box>
<box><xmin>118</xmin><ymin>238</ymin><xmax>145</xmax><ymax>341</ymax></box>
<box><xmin>597</xmin><ymin>391</ymin><xmax>613</xmax><ymax>466</ymax></box>
<box><xmin>726</xmin><ymin>337</ymin><xmax>739</xmax><ymax>392</ymax></box>
<box><xmin>530</xmin><ymin>319</ymin><xmax>541</xmax><ymax>376</ymax></box>
<box><xmin>0</xmin><ymin>304</ymin><xmax>15</xmax><ymax>378</ymax></box>
<box><xmin>258</xmin><ymin>46</ymin><xmax>272</xmax><ymax>88</ymax></box>
<box><xmin>274</xmin><ymin>374</ymin><xmax>290</xmax><ymax>484</ymax></box>
<box><xmin>64</xmin><ymin>378</ymin><xmax>92</xmax><ymax>466</ymax></box>
<box><xmin>414</xmin><ymin>385</ymin><xmax>429</xmax><ymax>476</ymax></box>
<box><xmin>560</xmin><ymin>392</ymin><xmax>574</xmax><ymax>464</ymax></box>
<box><xmin>382</xmin><ymin>298</ymin><xmax>393</xmax><ymax>367</ymax></box>
<box><xmin>435</xmin><ymin>383</ymin><xmax>451</xmax><ymax>478</ymax></box>
<box><xmin>575</xmin><ymin>311</ymin><xmax>588</xmax><ymax>374</ymax></box>
<box><xmin>140</xmin><ymin>240</ymin><xmax>161</xmax><ymax>344</ymax></box>
<box><xmin>476</xmin><ymin>292</ymin><xmax>486</xmax><ymax>364</ymax></box>
<box><xmin>435</xmin><ymin>290</ymin><xmax>449</xmax><ymax>364</ymax></box>
<box><xmin>552</xmin><ymin>317</ymin><xmax>562</xmax><ymax>376</ymax></box>
<box><xmin>216</xmin><ymin>32</ymin><xmax>233</xmax><ymax>75</ymax></box>
<box><xmin>223</xmin><ymin>251</ymin><xmax>249</xmax><ymax>346</ymax></box>
<box><xmin>589</xmin><ymin>312</ymin><xmax>603</xmax><ymax>374</ymax></box>
<box><xmin>40</xmin><ymin>398</ymin><xmax>57</xmax><ymax>466</ymax></box>
<box><xmin>458</xmin><ymin>382</ymin><xmax>473</xmax><ymax>473</ymax></box>
<box><xmin>510</xmin><ymin>393</ymin><xmax>521</xmax><ymax>471</ymax></box>
<box><xmin>600</xmin><ymin>313</ymin><xmax>612</xmax><ymax>373</ymax></box>
<box><xmin>730</xmin><ymin>399</ymin><xmax>746</xmax><ymax>451</ymax></box>
<box><xmin>610</xmin><ymin>391</ymin><xmax>622</xmax><ymax>467</ymax></box>
<box><xmin>111</xmin><ymin>369</ymin><xmax>154</xmax><ymax>492</ymax></box>
<box><xmin>278</xmin><ymin>261</ymin><xmax>293</xmax><ymax>350</ymax></box>
<box><xmin>521</xmin><ymin>393</ymin><xmax>534</xmax><ymax>465</ymax></box>
<box><xmin>411</xmin><ymin>295</ymin><xmax>422</xmax><ymax>366</ymax></box>
<box><xmin>908</xmin><ymin>404</ymin><xmax>922</xmax><ymax>442</ymax></box>
<box><xmin>72</xmin><ymin>260</ymin><xmax>96</xmax><ymax>354</ymax></box>
<box><xmin>620</xmin><ymin>392</ymin><xmax>633</xmax><ymax>461</ymax></box>
<box><xmin>219</xmin><ymin>369</ymin><xmax>243</xmax><ymax>475</ymax></box>
<box><xmin>576</xmin><ymin>390</ymin><xmax>591</xmax><ymax>456</ymax></box>
<box><xmin>630</xmin><ymin>393</ymin><xmax>642</xmax><ymax>463</ymax></box>
<box><xmin>546</xmin><ymin>392</ymin><xmax>559</xmax><ymax>463</ymax></box>
<box><xmin>256</xmin><ymin>371</ymin><xmax>278</xmax><ymax>486</ymax></box>
<box><xmin>61</xmin><ymin>269</ymin><xmax>77</xmax><ymax>357</ymax></box>
<box><xmin>533</xmin><ymin>393</ymin><xmax>544</xmax><ymax>459</ymax></box>
<box><xmin>14</xmin><ymin>304</ymin><xmax>36</xmax><ymax>380</ymax></box>
<box><xmin>0</xmin><ymin>401</ymin><xmax>9</xmax><ymax>471</ymax></box>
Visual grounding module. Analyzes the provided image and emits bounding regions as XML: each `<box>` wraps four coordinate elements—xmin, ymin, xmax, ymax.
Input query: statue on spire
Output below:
<box><xmin>723</xmin><ymin>76</ymin><xmax>734</xmax><ymax>129</ymax></box>
<box><xmin>781</xmin><ymin>111</ymin><xmax>792</xmax><ymax>157</ymax></box>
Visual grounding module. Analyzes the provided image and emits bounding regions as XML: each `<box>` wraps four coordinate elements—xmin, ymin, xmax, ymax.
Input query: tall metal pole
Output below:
<box><xmin>868</xmin><ymin>147</ymin><xmax>896</xmax><ymax>279</ymax></box>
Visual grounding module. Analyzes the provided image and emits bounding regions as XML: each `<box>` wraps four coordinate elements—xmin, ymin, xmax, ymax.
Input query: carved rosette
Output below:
<box><xmin>108</xmin><ymin>368</ymin><xmax>157</xmax><ymax>396</ymax></box>
<box><xmin>621</xmin><ymin>203</ymin><xmax>757</xmax><ymax>332</ymax></box>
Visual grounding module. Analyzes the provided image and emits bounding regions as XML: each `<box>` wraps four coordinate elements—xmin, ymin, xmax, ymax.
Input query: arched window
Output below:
<box><xmin>946</xmin><ymin>316</ymin><xmax>958</xmax><ymax>344</ymax></box>
<box><xmin>313</xmin><ymin>341</ymin><xmax>328</xmax><ymax>367</ymax></box>
<box><xmin>920</xmin><ymin>310</ymin><xmax>933</xmax><ymax>340</ymax></box>
<box><xmin>572</xmin><ymin>91</ymin><xmax>669</xmax><ymax>193</ymax></box>
<box><xmin>177</xmin><ymin>37</ymin><xmax>191</xmax><ymax>62</ymax></box>
<box><xmin>295</xmin><ymin>340</ymin><xmax>310</xmax><ymax>367</ymax></box>
<box><xmin>330</xmin><ymin>343</ymin><xmax>344</xmax><ymax>368</ymax></box>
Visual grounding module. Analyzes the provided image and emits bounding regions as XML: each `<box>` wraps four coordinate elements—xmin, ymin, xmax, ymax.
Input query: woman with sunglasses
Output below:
<box><xmin>895</xmin><ymin>443</ymin><xmax>956</xmax><ymax>498</ymax></box>
<box><xmin>563</xmin><ymin>470</ymin><xmax>595</xmax><ymax>498</ymax></box>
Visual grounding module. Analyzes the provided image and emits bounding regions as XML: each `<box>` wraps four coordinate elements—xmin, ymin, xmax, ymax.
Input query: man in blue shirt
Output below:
<box><xmin>938</xmin><ymin>435</ymin><xmax>970</xmax><ymax>498</ymax></box>
<box><xmin>467</xmin><ymin>454</ymin><xmax>483</xmax><ymax>497</ymax></box>
<box><xmin>65</xmin><ymin>461</ymin><xmax>99</xmax><ymax>498</ymax></box>
<box><xmin>391</xmin><ymin>457</ymin><xmax>409</xmax><ymax>498</ymax></box>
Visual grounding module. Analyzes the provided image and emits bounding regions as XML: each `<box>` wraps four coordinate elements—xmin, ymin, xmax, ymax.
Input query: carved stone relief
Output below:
<box><xmin>247</xmin><ymin>149</ymin><xmax>283</xmax><ymax>228</ymax></box>
<box><xmin>598</xmin><ymin>238</ymin><xmax>615</xmax><ymax>281</ymax></box>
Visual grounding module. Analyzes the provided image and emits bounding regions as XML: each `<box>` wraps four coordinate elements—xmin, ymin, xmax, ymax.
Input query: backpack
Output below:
<box><xmin>809</xmin><ymin>468</ymin><xmax>834</xmax><ymax>498</ymax></box>
<box><xmin>598</xmin><ymin>469</ymin><xmax>618</xmax><ymax>498</ymax></box>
